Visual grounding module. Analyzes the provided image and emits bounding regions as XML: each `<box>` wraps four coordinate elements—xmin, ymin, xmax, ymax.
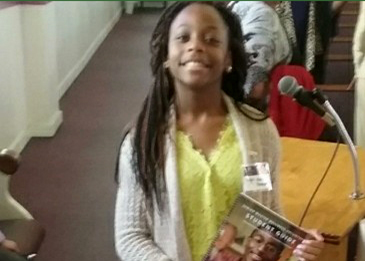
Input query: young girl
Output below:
<box><xmin>115</xmin><ymin>2</ymin><xmax>323</xmax><ymax>261</ymax></box>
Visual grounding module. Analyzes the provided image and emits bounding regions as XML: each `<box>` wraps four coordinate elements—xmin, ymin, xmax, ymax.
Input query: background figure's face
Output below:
<box><xmin>214</xmin><ymin>224</ymin><xmax>237</xmax><ymax>250</ymax></box>
<box><xmin>167</xmin><ymin>3</ymin><xmax>231</xmax><ymax>90</ymax></box>
<box><xmin>244</xmin><ymin>230</ymin><xmax>282</xmax><ymax>261</ymax></box>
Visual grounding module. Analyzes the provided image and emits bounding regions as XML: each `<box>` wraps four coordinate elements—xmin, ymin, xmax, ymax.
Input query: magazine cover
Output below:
<box><xmin>202</xmin><ymin>194</ymin><xmax>309</xmax><ymax>261</ymax></box>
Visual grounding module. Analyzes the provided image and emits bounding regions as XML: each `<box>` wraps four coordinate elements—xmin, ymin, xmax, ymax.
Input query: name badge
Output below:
<box><xmin>243</xmin><ymin>162</ymin><xmax>272</xmax><ymax>192</ymax></box>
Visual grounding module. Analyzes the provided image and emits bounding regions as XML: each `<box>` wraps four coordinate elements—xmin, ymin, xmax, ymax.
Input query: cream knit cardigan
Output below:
<box><xmin>115</xmin><ymin>95</ymin><xmax>281</xmax><ymax>261</ymax></box>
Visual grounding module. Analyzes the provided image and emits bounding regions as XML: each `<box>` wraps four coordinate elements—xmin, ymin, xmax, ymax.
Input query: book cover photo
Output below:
<box><xmin>203</xmin><ymin>194</ymin><xmax>309</xmax><ymax>261</ymax></box>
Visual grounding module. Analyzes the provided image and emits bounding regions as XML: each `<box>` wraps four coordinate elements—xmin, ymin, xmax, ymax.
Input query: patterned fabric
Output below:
<box><xmin>275</xmin><ymin>2</ymin><xmax>323</xmax><ymax>71</ymax></box>
<box><xmin>176</xmin><ymin>117</ymin><xmax>242</xmax><ymax>261</ymax></box>
<box><xmin>230</xmin><ymin>1</ymin><xmax>292</xmax><ymax>96</ymax></box>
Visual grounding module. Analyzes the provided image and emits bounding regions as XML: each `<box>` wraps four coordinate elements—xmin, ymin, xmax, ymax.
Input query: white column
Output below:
<box><xmin>125</xmin><ymin>1</ymin><xmax>138</xmax><ymax>14</ymax></box>
<box><xmin>21</xmin><ymin>2</ymin><xmax>63</xmax><ymax>137</ymax></box>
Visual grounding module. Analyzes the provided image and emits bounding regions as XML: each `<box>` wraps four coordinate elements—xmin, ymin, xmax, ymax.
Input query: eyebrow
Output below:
<box><xmin>175</xmin><ymin>24</ymin><xmax>219</xmax><ymax>31</ymax></box>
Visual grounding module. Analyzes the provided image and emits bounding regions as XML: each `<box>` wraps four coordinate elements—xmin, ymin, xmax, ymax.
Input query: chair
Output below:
<box><xmin>269</xmin><ymin>65</ymin><xmax>326</xmax><ymax>140</ymax></box>
<box><xmin>0</xmin><ymin>149</ymin><xmax>45</xmax><ymax>260</ymax></box>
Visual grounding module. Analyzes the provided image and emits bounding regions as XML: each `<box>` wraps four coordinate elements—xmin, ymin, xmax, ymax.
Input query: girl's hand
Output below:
<box><xmin>293</xmin><ymin>229</ymin><xmax>324</xmax><ymax>261</ymax></box>
<box><xmin>1</xmin><ymin>239</ymin><xmax>20</xmax><ymax>253</ymax></box>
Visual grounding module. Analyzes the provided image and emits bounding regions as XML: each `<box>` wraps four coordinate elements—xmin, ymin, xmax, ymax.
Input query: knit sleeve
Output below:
<box><xmin>114</xmin><ymin>134</ymin><xmax>171</xmax><ymax>261</ymax></box>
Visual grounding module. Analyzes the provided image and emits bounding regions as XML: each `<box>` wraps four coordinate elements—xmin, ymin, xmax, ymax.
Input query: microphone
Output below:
<box><xmin>279</xmin><ymin>75</ymin><xmax>364</xmax><ymax>200</ymax></box>
<box><xmin>278</xmin><ymin>76</ymin><xmax>335</xmax><ymax>126</ymax></box>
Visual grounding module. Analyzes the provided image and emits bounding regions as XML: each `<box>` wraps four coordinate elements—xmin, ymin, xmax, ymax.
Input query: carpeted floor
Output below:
<box><xmin>10</xmin><ymin>9</ymin><xmax>161</xmax><ymax>261</ymax></box>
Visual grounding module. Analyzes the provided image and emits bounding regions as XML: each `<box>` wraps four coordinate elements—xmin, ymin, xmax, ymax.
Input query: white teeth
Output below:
<box><xmin>184</xmin><ymin>61</ymin><xmax>206</xmax><ymax>69</ymax></box>
<box><xmin>250</xmin><ymin>253</ymin><xmax>262</xmax><ymax>261</ymax></box>
<box><xmin>184</xmin><ymin>61</ymin><xmax>204</xmax><ymax>65</ymax></box>
<box><xmin>187</xmin><ymin>61</ymin><xmax>202</xmax><ymax>65</ymax></box>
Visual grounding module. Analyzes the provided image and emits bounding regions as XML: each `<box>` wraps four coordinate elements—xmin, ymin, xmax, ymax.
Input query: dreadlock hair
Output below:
<box><xmin>122</xmin><ymin>1</ymin><xmax>247</xmax><ymax>213</ymax></box>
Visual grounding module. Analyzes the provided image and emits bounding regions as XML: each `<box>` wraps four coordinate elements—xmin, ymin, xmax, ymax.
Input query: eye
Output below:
<box><xmin>253</xmin><ymin>235</ymin><xmax>264</xmax><ymax>244</ymax></box>
<box><xmin>176</xmin><ymin>34</ymin><xmax>190</xmax><ymax>43</ymax></box>
<box><xmin>265</xmin><ymin>244</ymin><xmax>279</xmax><ymax>255</ymax></box>
<box><xmin>205</xmin><ymin>35</ymin><xmax>221</xmax><ymax>45</ymax></box>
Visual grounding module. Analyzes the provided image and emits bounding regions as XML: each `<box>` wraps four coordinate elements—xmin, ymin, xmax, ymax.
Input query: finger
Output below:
<box><xmin>296</xmin><ymin>243</ymin><xmax>322</xmax><ymax>256</ymax></box>
<box><xmin>306</xmin><ymin>229</ymin><xmax>324</xmax><ymax>242</ymax></box>
<box><xmin>302</xmin><ymin>239</ymin><xmax>325</xmax><ymax>249</ymax></box>
<box><xmin>294</xmin><ymin>248</ymin><xmax>317</xmax><ymax>261</ymax></box>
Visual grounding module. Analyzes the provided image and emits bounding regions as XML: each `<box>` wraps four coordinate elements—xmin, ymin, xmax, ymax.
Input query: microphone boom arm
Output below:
<box><xmin>322</xmin><ymin>100</ymin><xmax>364</xmax><ymax>200</ymax></box>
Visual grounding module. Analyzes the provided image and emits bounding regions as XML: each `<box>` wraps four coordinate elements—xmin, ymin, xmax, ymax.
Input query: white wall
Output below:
<box><xmin>55</xmin><ymin>1</ymin><xmax>122</xmax><ymax>97</ymax></box>
<box><xmin>0</xmin><ymin>6</ymin><xmax>29</xmax><ymax>151</ymax></box>
<box><xmin>0</xmin><ymin>2</ymin><xmax>121</xmax><ymax>152</ymax></box>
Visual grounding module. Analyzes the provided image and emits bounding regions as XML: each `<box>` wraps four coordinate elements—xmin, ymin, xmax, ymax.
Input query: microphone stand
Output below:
<box><xmin>314</xmin><ymin>90</ymin><xmax>364</xmax><ymax>200</ymax></box>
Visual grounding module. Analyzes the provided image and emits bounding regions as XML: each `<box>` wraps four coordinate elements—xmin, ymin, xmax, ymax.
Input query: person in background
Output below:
<box><xmin>230</xmin><ymin>1</ymin><xmax>292</xmax><ymax>111</ymax></box>
<box><xmin>275</xmin><ymin>1</ymin><xmax>347</xmax><ymax>84</ymax></box>
<box><xmin>353</xmin><ymin>1</ymin><xmax>365</xmax><ymax>148</ymax></box>
<box><xmin>0</xmin><ymin>230</ymin><xmax>26</xmax><ymax>261</ymax></box>
<box><xmin>114</xmin><ymin>2</ymin><xmax>324</xmax><ymax>261</ymax></box>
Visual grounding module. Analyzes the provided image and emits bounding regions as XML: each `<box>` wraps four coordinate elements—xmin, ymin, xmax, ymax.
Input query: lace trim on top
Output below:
<box><xmin>176</xmin><ymin>117</ymin><xmax>243</xmax><ymax>261</ymax></box>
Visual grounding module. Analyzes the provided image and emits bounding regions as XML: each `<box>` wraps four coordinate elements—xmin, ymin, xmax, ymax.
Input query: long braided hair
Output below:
<box><xmin>119</xmin><ymin>2</ymin><xmax>247</xmax><ymax>213</ymax></box>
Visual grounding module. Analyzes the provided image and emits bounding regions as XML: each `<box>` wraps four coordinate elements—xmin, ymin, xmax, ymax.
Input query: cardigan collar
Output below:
<box><xmin>162</xmin><ymin>93</ymin><xmax>266</xmax><ymax>260</ymax></box>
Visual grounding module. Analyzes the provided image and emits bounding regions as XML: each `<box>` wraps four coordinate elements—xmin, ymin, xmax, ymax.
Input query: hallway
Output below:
<box><xmin>10</xmin><ymin>10</ymin><xmax>161</xmax><ymax>261</ymax></box>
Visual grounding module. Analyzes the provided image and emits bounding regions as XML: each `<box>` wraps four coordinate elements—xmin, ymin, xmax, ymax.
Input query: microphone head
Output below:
<box><xmin>278</xmin><ymin>76</ymin><xmax>301</xmax><ymax>97</ymax></box>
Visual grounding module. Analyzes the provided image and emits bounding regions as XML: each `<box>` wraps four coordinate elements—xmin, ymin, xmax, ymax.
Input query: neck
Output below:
<box><xmin>174</xmin><ymin>83</ymin><xmax>227</xmax><ymax>119</ymax></box>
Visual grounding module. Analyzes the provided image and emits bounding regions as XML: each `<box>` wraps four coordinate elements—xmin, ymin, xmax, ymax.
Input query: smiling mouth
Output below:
<box><xmin>249</xmin><ymin>253</ymin><xmax>263</xmax><ymax>261</ymax></box>
<box><xmin>180</xmin><ymin>60</ymin><xmax>210</xmax><ymax>70</ymax></box>
<box><xmin>181</xmin><ymin>58</ymin><xmax>209</xmax><ymax>65</ymax></box>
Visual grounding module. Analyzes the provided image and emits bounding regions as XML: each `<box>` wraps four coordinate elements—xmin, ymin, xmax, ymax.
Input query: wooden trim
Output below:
<box><xmin>317</xmin><ymin>84</ymin><xmax>354</xmax><ymax>92</ymax></box>
<box><xmin>342</xmin><ymin>10</ymin><xmax>359</xmax><ymax>15</ymax></box>
<box><xmin>0</xmin><ymin>1</ymin><xmax>50</xmax><ymax>10</ymax></box>
<box><xmin>19</xmin><ymin>1</ymin><xmax>51</xmax><ymax>5</ymax></box>
<box><xmin>327</xmin><ymin>54</ymin><xmax>352</xmax><ymax>61</ymax></box>
<box><xmin>339</xmin><ymin>23</ymin><xmax>356</xmax><ymax>28</ymax></box>
<box><xmin>0</xmin><ymin>2</ymin><xmax>17</xmax><ymax>10</ymax></box>
<box><xmin>332</xmin><ymin>37</ymin><xmax>352</xmax><ymax>43</ymax></box>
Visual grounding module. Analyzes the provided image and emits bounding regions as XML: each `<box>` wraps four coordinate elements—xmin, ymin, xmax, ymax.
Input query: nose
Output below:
<box><xmin>187</xmin><ymin>35</ymin><xmax>204</xmax><ymax>53</ymax></box>
<box><xmin>257</xmin><ymin>243</ymin><xmax>266</xmax><ymax>253</ymax></box>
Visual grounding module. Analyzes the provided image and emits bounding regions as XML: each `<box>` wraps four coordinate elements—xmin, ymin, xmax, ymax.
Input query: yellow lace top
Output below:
<box><xmin>176</xmin><ymin>117</ymin><xmax>243</xmax><ymax>261</ymax></box>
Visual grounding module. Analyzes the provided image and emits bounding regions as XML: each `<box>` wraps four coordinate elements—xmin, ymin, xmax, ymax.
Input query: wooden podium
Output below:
<box><xmin>280</xmin><ymin>137</ymin><xmax>365</xmax><ymax>261</ymax></box>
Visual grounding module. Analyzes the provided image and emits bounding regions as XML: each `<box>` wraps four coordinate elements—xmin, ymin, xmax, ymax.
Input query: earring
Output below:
<box><xmin>226</xmin><ymin>66</ymin><xmax>232</xmax><ymax>73</ymax></box>
<box><xmin>163</xmin><ymin>61</ymin><xmax>169</xmax><ymax>69</ymax></box>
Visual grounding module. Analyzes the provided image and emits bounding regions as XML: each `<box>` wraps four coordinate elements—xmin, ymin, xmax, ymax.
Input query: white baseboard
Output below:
<box><xmin>27</xmin><ymin>110</ymin><xmax>63</xmax><ymax>138</ymax></box>
<box><xmin>9</xmin><ymin>131</ymin><xmax>30</xmax><ymax>153</ymax></box>
<box><xmin>58</xmin><ymin>7</ymin><xmax>122</xmax><ymax>98</ymax></box>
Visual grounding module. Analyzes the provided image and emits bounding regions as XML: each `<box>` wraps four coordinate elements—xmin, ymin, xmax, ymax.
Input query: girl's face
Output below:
<box><xmin>167</xmin><ymin>3</ymin><xmax>231</xmax><ymax>90</ymax></box>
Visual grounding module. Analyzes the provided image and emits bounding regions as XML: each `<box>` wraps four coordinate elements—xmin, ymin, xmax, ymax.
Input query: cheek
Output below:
<box><xmin>248</xmin><ymin>241</ymin><xmax>256</xmax><ymax>249</ymax></box>
<box><xmin>214</xmin><ymin>51</ymin><xmax>229</xmax><ymax>70</ymax></box>
<box><xmin>167</xmin><ymin>42</ymin><xmax>179</xmax><ymax>63</ymax></box>
<box><xmin>166</xmin><ymin>48</ymin><xmax>180</xmax><ymax>75</ymax></box>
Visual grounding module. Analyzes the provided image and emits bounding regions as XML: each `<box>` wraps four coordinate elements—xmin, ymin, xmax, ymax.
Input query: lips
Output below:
<box><xmin>180</xmin><ymin>59</ymin><xmax>210</xmax><ymax>68</ymax></box>
<box><xmin>249</xmin><ymin>253</ymin><xmax>263</xmax><ymax>261</ymax></box>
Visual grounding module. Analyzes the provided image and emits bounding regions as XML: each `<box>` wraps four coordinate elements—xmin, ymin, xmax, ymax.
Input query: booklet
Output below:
<box><xmin>202</xmin><ymin>194</ymin><xmax>310</xmax><ymax>261</ymax></box>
